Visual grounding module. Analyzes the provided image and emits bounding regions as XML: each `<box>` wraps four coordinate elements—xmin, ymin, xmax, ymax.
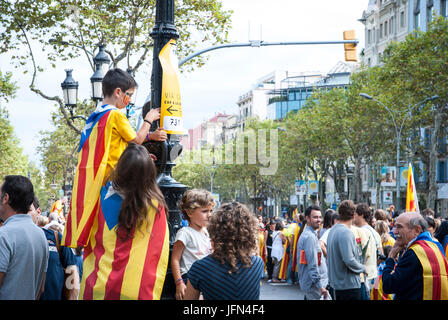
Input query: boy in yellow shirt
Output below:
<box><xmin>62</xmin><ymin>68</ymin><xmax>164</xmax><ymax>248</ymax></box>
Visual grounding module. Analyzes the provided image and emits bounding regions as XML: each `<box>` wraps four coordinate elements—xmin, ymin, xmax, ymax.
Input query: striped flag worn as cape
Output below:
<box><xmin>62</xmin><ymin>104</ymin><xmax>117</xmax><ymax>248</ymax></box>
<box><xmin>80</xmin><ymin>182</ymin><xmax>169</xmax><ymax>300</ymax></box>
<box><xmin>406</xmin><ymin>163</ymin><xmax>420</xmax><ymax>213</ymax></box>
<box><xmin>409</xmin><ymin>232</ymin><xmax>448</xmax><ymax>300</ymax></box>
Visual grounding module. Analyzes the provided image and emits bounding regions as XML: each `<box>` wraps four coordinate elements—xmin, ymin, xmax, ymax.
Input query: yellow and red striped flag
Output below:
<box><xmin>62</xmin><ymin>104</ymin><xmax>117</xmax><ymax>248</ymax></box>
<box><xmin>80</xmin><ymin>182</ymin><xmax>169</xmax><ymax>300</ymax></box>
<box><xmin>406</xmin><ymin>163</ymin><xmax>419</xmax><ymax>213</ymax></box>
<box><xmin>410</xmin><ymin>239</ymin><xmax>448</xmax><ymax>300</ymax></box>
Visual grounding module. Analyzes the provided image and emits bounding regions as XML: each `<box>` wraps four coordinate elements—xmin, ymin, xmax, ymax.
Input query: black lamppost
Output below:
<box><xmin>143</xmin><ymin>0</ymin><xmax>187</xmax><ymax>300</ymax></box>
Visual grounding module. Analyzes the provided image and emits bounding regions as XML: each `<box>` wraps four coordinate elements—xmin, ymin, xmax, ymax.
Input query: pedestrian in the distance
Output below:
<box><xmin>270</xmin><ymin>220</ymin><xmax>287</xmax><ymax>283</ymax></box>
<box><xmin>327</xmin><ymin>200</ymin><xmax>366</xmax><ymax>300</ymax></box>
<box><xmin>297</xmin><ymin>205</ymin><xmax>329</xmax><ymax>300</ymax></box>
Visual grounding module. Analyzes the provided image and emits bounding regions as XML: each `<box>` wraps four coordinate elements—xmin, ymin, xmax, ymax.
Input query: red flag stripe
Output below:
<box><xmin>138</xmin><ymin>206</ymin><xmax>167</xmax><ymax>300</ymax></box>
<box><xmin>77</xmin><ymin>200</ymin><xmax>99</xmax><ymax>248</ymax></box>
<box><xmin>103</xmin><ymin>228</ymin><xmax>134</xmax><ymax>300</ymax></box>
<box><xmin>83</xmin><ymin>209</ymin><xmax>106</xmax><ymax>300</ymax></box>
<box><xmin>415</xmin><ymin>240</ymin><xmax>442</xmax><ymax>299</ymax></box>
<box><xmin>76</xmin><ymin>139</ymin><xmax>90</xmax><ymax>226</ymax></box>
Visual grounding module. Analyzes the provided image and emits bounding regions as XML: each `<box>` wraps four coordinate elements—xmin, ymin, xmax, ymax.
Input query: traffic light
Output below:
<box><xmin>343</xmin><ymin>30</ymin><xmax>357</xmax><ymax>62</ymax></box>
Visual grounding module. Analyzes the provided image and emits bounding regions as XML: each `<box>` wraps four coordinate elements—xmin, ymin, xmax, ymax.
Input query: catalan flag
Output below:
<box><xmin>371</xmin><ymin>275</ymin><xmax>393</xmax><ymax>300</ymax></box>
<box><xmin>279</xmin><ymin>235</ymin><xmax>290</xmax><ymax>280</ymax></box>
<box><xmin>80</xmin><ymin>182</ymin><xmax>169</xmax><ymax>300</ymax></box>
<box><xmin>409</xmin><ymin>233</ymin><xmax>448</xmax><ymax>300</ymax></box>
<box><xmin>291</xmin><ymin>223</ymin><xmax>301</xmax><ymax>272</ymax></box>
<box><xmin>406</xmin><ymin>163</ymin><xmax>419</xmax><ymax>213</ymax></box>
<box><xmin>62</xmin><ymin>104</ymin><xmax>130</xmax><ymax>248</ymax></box>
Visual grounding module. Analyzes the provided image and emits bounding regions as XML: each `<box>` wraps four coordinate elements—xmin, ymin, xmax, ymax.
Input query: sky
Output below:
<box><xmin>1</xmin><ymin>0</ymin><xmax>368</xmax><ymax>165</ymax></box>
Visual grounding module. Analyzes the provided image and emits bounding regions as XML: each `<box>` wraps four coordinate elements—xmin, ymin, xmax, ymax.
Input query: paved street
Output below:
<box><xmin>259</xmin><ymin>279</ymin><xmax>304</xmax><ymax>300</ymax></box>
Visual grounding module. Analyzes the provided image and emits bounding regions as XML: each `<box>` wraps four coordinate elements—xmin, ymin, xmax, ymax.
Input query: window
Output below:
<box><xmin>414</xmin><ymin>0</ymin><xmax>421</xmax><ymax>30</ymax></box>
<box><xmin>389</xmin><ymin>17</ymin><xmax>393</xmax><ymax>34</ymax></box>
<box><xmin>437</xmin><ymin>160</ymin><xmax>447</xmax><ymax>183</ymax></box>
<box><xmin>385</xmin><ymin>21</ymin><xmax>388</xmax><ymax>36</ymax></box>
<box><xmin>400</xmin><ymin>11</ymin><xmax>405</xmax><ymax>28</ymax></box>
<box><xmin>442</xmin><ymin>0</ymin><xmax>448</xmax><ymax>17</ymax></box>
<box><xmin>380</xmin><ymin>23</ymin><xmax>383</xmax><ymax>38</ymax></box>
<box><xmin>427</xmin><ymin>0</ymin><xmax>434</xmax><ymax>24</ymax></box>
<box><xmin>368</xmin><ymin>29</ymin><xmax>372</xmax><ymax>44</ymax></box>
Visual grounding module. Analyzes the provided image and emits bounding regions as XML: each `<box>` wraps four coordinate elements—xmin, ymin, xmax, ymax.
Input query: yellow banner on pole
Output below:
<box><xmin>159</xmin><ymin>39</ymin><xmax>184</xmax><ymax>134</ymax></box>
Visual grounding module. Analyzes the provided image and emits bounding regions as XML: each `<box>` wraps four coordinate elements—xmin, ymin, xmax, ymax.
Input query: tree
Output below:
<box><xmin>0</xmin><ymin>70</ymin><xmax>30</xmax><ymax>178</ymax></box>
<box><xmin>380</xmin><ymin>16</ymin><xmax>448</xmax><ymax>209</ymax></box>
<box><xmin>0</xmin><ymin>0</ymin><xmax>233</xmax><ymax>133</ymax></box>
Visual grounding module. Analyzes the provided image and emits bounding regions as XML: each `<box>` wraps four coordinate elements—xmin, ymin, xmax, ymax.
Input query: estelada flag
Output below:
<box><xmin>80</xmin><ymin>182</ymin><xmax>169</xmax><ymax>300</ymax></box>
<box><xmin>291</xmin><ymin>223</ymin><xmax>301</xmax><ymax>272</ymax></box>
<box><xmin>279</xmin><ymin>235</ymin><xmax>290</xmax><ymax>280</ymax></box>
<box><xmin>406</xmin><ymin>163</ymin><xmax>420</xmax><ymax>213</ymax></box>
<box><xmin>62</xmin><ymin>104</ymin><xmax>117</xmax><ymax>248</ymax></box>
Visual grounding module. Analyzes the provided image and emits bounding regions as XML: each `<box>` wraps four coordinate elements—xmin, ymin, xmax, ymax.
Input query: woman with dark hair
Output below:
<box><xmin>184</xmin><ymin>202</ymin><xmax>264</xmax><ymax>300</ymax></box>
<box><xmin>79</xmin><ymin>143</ymin><xmax>169</xmax><ymax>300</ymax></box>
<box><xmin>270</xmin><ymin>220</ymin><xmax>287</xmax><ymax>283</ymax></box>
<box><xmin>319</xmin><ymin>209</ymin><xmax>336</xmax><ymax>239</ymax></box>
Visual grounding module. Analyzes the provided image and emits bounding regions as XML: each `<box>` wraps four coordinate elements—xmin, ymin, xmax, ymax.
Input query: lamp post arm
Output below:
<box><xmin>178</xmin><ymin>39</ymin><xmax>358</xmax><ymax>68</ymax></box>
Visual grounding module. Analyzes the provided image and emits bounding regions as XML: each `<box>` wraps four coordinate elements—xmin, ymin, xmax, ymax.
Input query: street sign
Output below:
<box><xmin>159</xmin><ymin>39</ymin><xmax>184</xmax><ymax>135</ymax></box>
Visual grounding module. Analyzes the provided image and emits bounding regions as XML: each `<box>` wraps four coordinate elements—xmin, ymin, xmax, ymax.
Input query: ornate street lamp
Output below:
<box><xmin>90</xmin><ymin>62</ymin><xmax>105</xmax><ymax>102</ymax></box>
<box><xmin>93</xmin><ymin>44</ymin><xmax>111</xmax><ymax>73</ymax></box>
<box><xmin>61</xmin><ymin>69</ymin><xmax>79</xmax><ymax>107</ymax></box>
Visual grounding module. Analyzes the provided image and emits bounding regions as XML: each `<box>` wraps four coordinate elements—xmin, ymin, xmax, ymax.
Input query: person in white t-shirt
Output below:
<box><xmin>171</xmin><ymin>189</ymin><xmax>215</xmax><ymax>300</ymax></box>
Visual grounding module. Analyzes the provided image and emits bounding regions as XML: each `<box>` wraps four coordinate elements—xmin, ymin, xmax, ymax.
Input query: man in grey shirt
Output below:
<box><xmin>297</xmin><ymin>205</ymin><xmax>328</xmax><ymax>300</ymax></box>
<box><xmin>0</xmin><ymin>175</ymin><xmax>48</xmax><ymax>300</ymax></box>
<box><xmin>327</xmin><ymin>200</ymin><xmax>366</xmax><ymax>300</ymax></box>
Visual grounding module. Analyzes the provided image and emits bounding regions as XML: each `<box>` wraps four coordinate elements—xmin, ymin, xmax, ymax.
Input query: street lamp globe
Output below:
<box><xmin>61</xmin><ymin>69</ymin><xmax>79</xmax><ymax>107</ymax></box>
<box><xmin>93</xmin><ymin>44</ymin><xmax>111</xmax><ymax>73</ymax></box>
<box><xmin>90</xmin><ymin>62</ymin><xmax>105</xmax><ymax>101</ymax></box>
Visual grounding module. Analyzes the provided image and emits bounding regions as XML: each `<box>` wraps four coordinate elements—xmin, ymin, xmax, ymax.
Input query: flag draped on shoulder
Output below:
<box><xmin>80</xmin><ymin>182</ymin><xmax>169</xmax><ymax>300</ymax></box>
<box><xmin>291</xmin><ymin>223</ymin><xmax>301</xmax><ymax>273</ymax></box>
<box><xmin>409</xmin><ymin>237</ymin><xmax>448</xmax><ymax>300</ymax></box>
<box><xmin>279</xmin><ymin>236</ymin><xmax>290</xmax><ymax>280</ymax></box>
<box><xmin>62</xmin><ymin>104</ymin><xmax>117</xmax><ymax>248</ymax></box>
<box><xmin>406</xmin><ymin>163</ymin><xmax>420</xmax><ymax>213</ymax></box>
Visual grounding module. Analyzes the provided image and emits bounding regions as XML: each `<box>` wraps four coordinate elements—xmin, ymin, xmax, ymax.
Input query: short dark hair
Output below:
<box><xmin>338</xmin><ymin>200</ymin><xmax>356</xmax><ymax>221</ymax></box>
<box><xmin>274</xmin><ymin>220</ymin><xmax>284</xmax><ymax>231</ymax></box>
<box><xmin>1</xmin><ymin>175</ymin><xmax>34</xmax><ymax>214</ymax></box>
<box><xmin>102</xmin><ymin>68</ymin><xmax>137</xmax><ymax>98</ymax></box>
<box><xmin>305</xmin><ymin>205</ymin><xmax>321</xmax><ymax>218</ymax></box>
<box><xmin>356</xmin><ymin>203</ymin><xmax>372</xmax><ymax>222</ymax></box>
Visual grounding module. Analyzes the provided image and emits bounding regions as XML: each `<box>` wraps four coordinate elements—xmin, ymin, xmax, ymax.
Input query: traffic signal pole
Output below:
<box><xmin>178</xmin><ymin>39</ymin><xmax>359</xmax><ymax>67</ymax></box>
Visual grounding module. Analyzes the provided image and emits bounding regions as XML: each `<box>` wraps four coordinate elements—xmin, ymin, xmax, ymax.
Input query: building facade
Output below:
<box><xmin>361</xmin><ymin>0</ymin><xmax>448</xmax><ymax>67</ymax></box>
<box><xmin>359</xmin><ymin>0</ymin><xmax>448</xmax><ymax>215</ymax></box>
<box><xmin>266</xmin><ymin>62</ymin><xmax>354</xmax><ymax>120</ymax></box>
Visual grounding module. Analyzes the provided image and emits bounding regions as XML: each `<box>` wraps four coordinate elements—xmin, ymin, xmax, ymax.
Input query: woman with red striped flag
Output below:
<box><xmin>80</xmin><ymin>144</ymin><xmax>169</xmax><ymax>300</ymax></box>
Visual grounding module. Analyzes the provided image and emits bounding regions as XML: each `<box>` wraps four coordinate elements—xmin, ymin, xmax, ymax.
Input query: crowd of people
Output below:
<box><xmin>1</xmin><ymin>67</ymin><xmax>448</xmax><ymax>301</ymax></box>
<box><xmin>257</xmin><ymin>201</ymin><xmax>448</xmax><ymax>300</ymax></box>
